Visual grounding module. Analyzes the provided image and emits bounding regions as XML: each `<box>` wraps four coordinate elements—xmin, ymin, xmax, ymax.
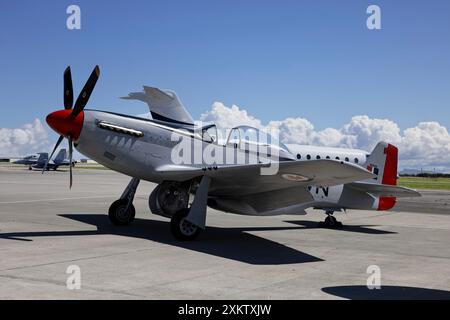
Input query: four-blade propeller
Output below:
<box><xmin>42</xmin><ymin>66</ymin><xmax>100</xmax><ymax>188</ymax></box>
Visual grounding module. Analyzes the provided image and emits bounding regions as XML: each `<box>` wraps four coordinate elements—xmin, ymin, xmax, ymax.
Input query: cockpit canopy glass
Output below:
<box><xmin>226</xmin><ymin>125</ymin><xmax>290</xmax><ymax>153</ymax></box>
<box><xmin>194</xmin><ymin>123</ymin><xmax>218</xmax><ymax>144</ymax></box>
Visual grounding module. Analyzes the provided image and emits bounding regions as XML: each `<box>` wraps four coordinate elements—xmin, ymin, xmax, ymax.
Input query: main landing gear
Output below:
<box><xmin>148</xmin><ymin>176</ymin><xmax>211</xmax><ymax>241</ymax></box>
<box><xmin>109</xmin><ymin>175</ymin><xmax>211</xmax><ymax>241</ymax></box>
<box><xmin>148</xmin><ymin>181</ymin><xmax>198</xmax><ymax>240</ymax></box>
<box><xmin>170</xmin><ymin>208</ymin><xmax>201</xmax><ymax>241</ymax></box>
<box><xmin>318</xmin><ymin>210</ymin><xmax>343</xmax><ymax>228</ymax></box>
<box><xmin>169</xmin><ymin>176</ymin><xmax>211</xmax><ymax>241</ymax></box>
<box><xmin>108</xmin><ymin>177</ymin><xmax>140</xmax><ymax>226</ymax></box>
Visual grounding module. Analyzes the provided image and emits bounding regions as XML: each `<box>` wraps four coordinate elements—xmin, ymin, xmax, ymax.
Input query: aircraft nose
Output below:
<box><xmin>46</xmin><ymin>109</ymin><xmax>84</xmax><ymax>140</ymax></box>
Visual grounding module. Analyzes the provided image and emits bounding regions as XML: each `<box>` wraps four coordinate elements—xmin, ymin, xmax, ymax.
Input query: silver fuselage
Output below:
<box><xmin>76</xmin><ymin>110</ymin><xmax>382</xmax><ymax>215</ymax></box>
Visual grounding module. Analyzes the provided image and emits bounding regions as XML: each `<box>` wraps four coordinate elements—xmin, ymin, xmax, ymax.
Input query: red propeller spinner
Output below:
<box><xmin>43</xmin><ymin>65</ymin><xmax>100</xmax><ymax>188</ymax></box>
<box><xmin>46</xmin><ymin>109</ymin><xmax>84</xmax><ymax>141</ymax></box>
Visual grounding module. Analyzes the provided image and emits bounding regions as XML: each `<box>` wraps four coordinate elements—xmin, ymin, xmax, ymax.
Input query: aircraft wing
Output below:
<box><xmin>121</xmin><ymin>86</ymin><xmax>194</xmax><ymax>125</ymax></box>
<box><xmin>156</xmin><ymin>160</ymin><xmax>375</xmax><ymax>196</ymax></box>
<box><xmin>347</xmin><ymin>182</ymin><xmax>421</xmax><ymax>198</ymax></box>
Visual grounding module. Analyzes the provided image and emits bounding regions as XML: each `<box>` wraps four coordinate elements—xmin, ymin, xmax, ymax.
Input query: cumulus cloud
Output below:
<box><xmin>200</xmin><ymin>102</ymin><xmax>450</xmax><ymax>171</ymax></box>
<box><xmin>4</xmin><ymin>105</ymin><xmax>447</xmax><ymax>171</ymax></box>
<box><xmin>400</xmin><ymin>122</ymin><xmax>450</xmax><ymax>170</ymax></box>
<box><xmin>201</xmin><ymin>102</ymin><xmax>263</xmax><ymax>129</ymax></box>
<box><xmin>0</xmin><ymin>119</ymin><xmax>50</xmax><ymax>157</ymax></box>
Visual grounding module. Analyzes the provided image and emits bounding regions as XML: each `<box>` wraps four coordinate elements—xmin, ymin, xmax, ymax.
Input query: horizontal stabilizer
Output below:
<box><xmin>348</xmin><ymin>182</ymin><xmax>421</xmax><ymax>198</ymax></box>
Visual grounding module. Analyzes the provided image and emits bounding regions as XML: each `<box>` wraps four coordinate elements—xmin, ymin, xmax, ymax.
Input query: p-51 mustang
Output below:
<box><xmin>44</xmin><ymin>66</ymin><xmax>420</xmax><ymax>240</ymax></box>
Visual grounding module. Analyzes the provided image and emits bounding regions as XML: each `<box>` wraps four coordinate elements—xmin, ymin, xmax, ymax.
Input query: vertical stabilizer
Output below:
<box><xmin>36</xmin><ymin>153</ymin><xmax>48</xmax><ymax>165</ymax></box>
<box><xmin>365</xmin><ymin>142</ymin><xmax>398</xmax><ymax>186</ymax></box>
<box><xmin>54</xmin><ymin>149</ymin><xmax>67</xmax><ymax>164</ymax></box>
<box><xmin>365</xmin><ymin>142</ymin><xmax>399</xmax><ymax>210</ymax></box>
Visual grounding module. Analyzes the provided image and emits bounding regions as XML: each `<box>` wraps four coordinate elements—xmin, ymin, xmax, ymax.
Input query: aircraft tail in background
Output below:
<box><xmin>54</xmin><ymin>149</ymin><xmax>67</xmax><ymax>164</ymax></box>
<box><xmin>36</xmin><ymin>153</ymin><xmax>48</xmax><ymax>165</ymax></box>
<box><xmin>365</xmin><ymin>142</ymin><xmax>398</xmax><ymax>186</ymax></box>
<box><xmin>362</xmin><ymin>142</ymin><xmax>412</xmax><ymax>210</ymax></box>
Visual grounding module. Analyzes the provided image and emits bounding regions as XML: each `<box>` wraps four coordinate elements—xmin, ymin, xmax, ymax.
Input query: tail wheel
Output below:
<box><xmin>170</xmin><ymin>208</ymin><xmax>201</xmax><ymax>241</ymax></box>
<box><xmin>108</xmin><ymin>199</ymin><xmax>135</xmax><ymax>226</ymax></box>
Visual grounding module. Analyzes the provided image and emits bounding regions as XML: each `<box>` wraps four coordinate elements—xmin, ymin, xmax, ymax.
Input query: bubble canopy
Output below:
<box><xmin>226</xmin><ymin>125</ymin><xmax>293</xmax><ymax>157</ymax></box>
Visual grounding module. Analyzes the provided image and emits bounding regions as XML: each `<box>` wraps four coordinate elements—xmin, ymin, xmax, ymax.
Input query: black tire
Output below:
<box><xmin>170</xmin><ymin>208</ymin><xmax>201</xmax><ymax>241</ymax></box>
<box><xmin>149</xmin><ymin>185</ymin><xmax>164</xmax><ymax>216</ymax></box>
<box><xmin>320</xmin><ymin>216</ymin><xmax>343</xmax><ymax>229</ymax></box>
<box><xmin>108</xmin><ymin>199</ymin><xmax>135</xmax><ymax>226</ymax></box>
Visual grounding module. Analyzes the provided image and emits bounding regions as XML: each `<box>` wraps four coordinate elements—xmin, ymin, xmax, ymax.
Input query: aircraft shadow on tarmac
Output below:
<box><xmin>322</xmin><ymin>285</ymin><xmax>450</xmax><ymax>300</ymax></box>
<box><xmin>0</xmin><ymin>214</ymin><xmax>323</xmax><ymax>266</ymax></box>
<box><xmin>285</xmin><ymin>220</ymin><xmax>397</xmax><ymax>235</ymax></box>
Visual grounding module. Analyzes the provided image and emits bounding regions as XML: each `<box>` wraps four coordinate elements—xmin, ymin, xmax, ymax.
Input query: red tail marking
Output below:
<box><xmin>378</xmin><ymin>196</ymin><xmax>396</xmax><ymax>211</ymax></box>
<box><xmin>378</xmin><ymin>144</ymin><xmax>398</xmax><ymax>211</ymax></box>
<box><xmin>382</xmin><ymin>144</ymin><xmax>398</xmax><ymax>186</ymax></box>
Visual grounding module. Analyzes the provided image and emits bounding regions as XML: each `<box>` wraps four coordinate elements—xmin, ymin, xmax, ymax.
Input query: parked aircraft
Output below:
<box><xmin>44</xmin><ymin>66</ymin><xmax>420</xmax><ymax>240</ymax></box>
<box><xmin>37</xmin><ymin>149</ymin><xmax>72</xmax><ymax>171</ymax></box>
<box><xmin>14</xmin><ymin>149</ymin><xmax>71</xmax><ymax>171</ymax></box>
<box><xmin>13</xmin><ymin>153</ymin><xmax>42</xmax><ymax>169</ymax></box>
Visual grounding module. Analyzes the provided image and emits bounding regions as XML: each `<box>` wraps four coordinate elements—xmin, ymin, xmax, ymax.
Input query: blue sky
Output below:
<box><xmin>1</xmin><ymin>0</ymin><xmax>449</xmax><ymax>131</ymax></box>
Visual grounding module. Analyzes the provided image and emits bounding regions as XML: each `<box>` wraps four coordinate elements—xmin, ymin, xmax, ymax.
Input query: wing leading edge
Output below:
<box><xmin>156</xmin><ymin>159</ymin><xmax>375</xmax><ymax>195</ymax></box>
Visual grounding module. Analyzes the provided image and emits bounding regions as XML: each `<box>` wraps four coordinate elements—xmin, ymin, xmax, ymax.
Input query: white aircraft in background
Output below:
<box><xmin>43</xmin><ymin>66</ymin><xmax>420</xmax><ymax>241</ymax></box>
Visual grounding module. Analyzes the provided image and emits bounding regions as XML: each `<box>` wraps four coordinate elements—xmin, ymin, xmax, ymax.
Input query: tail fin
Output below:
<box><xmin>36</xmin><ymin>153</ymin><xmax>48</xmax><ymax>165</ymax></box>
<box><xmin>54</xmin><ymin>149</ymin><xmax>67</xmax><ymax>164</ymax></box>
<box><xmin>365</xmin><ymin>142</ymin><xmax>398</xmax><ymax>186</ymax></box>
<box><xmin>365</xmin><ymin>142</ymin><xmax>399</xmax><ymax>210</ymax></box>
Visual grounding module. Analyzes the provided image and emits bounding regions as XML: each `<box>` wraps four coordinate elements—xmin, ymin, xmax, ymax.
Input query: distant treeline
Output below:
<box><xmin>400</xmin><ymin>173</ymin><xmax>450</xmax><ymax>178</ymax></box>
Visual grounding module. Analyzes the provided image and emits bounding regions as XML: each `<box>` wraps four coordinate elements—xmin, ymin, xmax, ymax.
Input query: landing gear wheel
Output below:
<box><xmin>108</xmin><ymin>199</ymin><xmax>135</xmax><ymax>226</ymax></box>
<box><xmin>170</xmin><ymin>208</ymin><xmax>201</xmax><ymax>241</ymax></box>
<box><xmin>319</xmin><ymin>215</ymin><xmax>343</xmax><ymax>228</ymax></box>
<box><xmin>149</xmin><ymin>182</ymin><xmax>189</xmax><ymax>217</ymax></box>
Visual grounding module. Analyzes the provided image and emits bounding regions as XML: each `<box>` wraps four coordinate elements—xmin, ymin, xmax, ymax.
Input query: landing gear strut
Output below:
<box><xmin>170</xmin><ymin>208</ymin><xmax>201</xmax><ymax>241</ymax></box>
<box><xmin>108</xmin><ymin>177</ymin><xmax>140</xmax><ymax>226</ymax></box>
<box><xmin>318</xmin><ymin>210</ymin><xmax>343</xmax><ymax>228</ymax></box>
<box><xmin>169</xmin><ymin>175</ymin><xmax>211</xmax><ymax>241</ymax></box>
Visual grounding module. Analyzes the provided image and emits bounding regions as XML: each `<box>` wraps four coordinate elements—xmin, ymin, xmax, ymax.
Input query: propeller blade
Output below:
<box><xmin>64</xmin><ymin>66</ymin><xmax>73</xmax><ymax>110</ymax></box>
<box><xmin>69</xmin><ymin>136</ymin><xmax>73</xmax><ymax>189</ymax></box>
<box><xmin>72</xmin><ymin>65</ymin><xmax>100</xmax><ymax>116</ymax></box>
<box><xmin>42</xmin><ymin>135</ymin><xmax>64</xmax><ymax>174</ymax></box>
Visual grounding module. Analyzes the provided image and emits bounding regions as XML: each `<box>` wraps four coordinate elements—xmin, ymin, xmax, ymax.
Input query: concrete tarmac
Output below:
<box><xmin>0</xmin><ymin>167</ymin><xmax>449</xmax><ymax>299</ymax></box>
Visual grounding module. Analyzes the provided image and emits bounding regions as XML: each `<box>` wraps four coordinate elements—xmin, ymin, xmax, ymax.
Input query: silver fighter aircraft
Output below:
<box><xmin>43</xmin><ymin>66</ymin><xmax>419</xmax><ymax>240</ymax></box>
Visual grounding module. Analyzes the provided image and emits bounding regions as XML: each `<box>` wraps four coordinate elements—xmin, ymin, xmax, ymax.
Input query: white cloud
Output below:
<box><xmin>400</xmin><ymin>122</ymin><xmax>450</xmax><ymax>170</ymax></box>
<box><xmin>200</xmin><ymin>102</ymin><xmax>450</xmax><ymax>171</ymax></box>
<box><xmin>3</xmin><ymin>106</ymin><xmax>448</xmax><ymax>171</ymax></box>
<box><xmin>0</xmin><ymin>119</ymin><xmax>50</xmax><ymax>157</ymax></box>
<box><xmin>201</xmin><ymin>102</ymin><xmax>263</xmax><ymax>129</ymax></box>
